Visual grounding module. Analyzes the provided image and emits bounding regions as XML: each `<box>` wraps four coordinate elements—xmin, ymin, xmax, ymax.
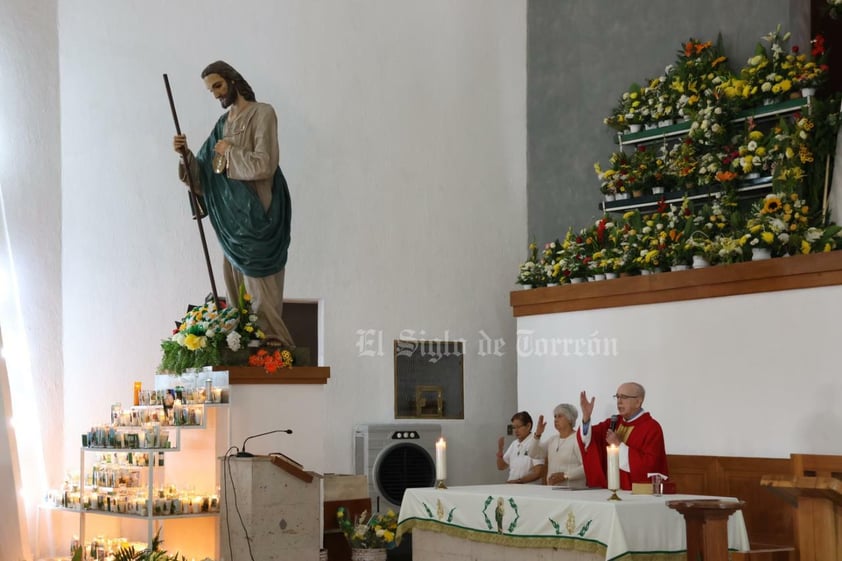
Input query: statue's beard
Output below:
<box><xmin>221</xmin><ymin>81</ymin><xmax>237</xmax><ymax>109</ymax></box>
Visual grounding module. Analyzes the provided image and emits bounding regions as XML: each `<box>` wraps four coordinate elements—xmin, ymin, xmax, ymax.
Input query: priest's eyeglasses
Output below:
<box><xmin>613</xmin><ymin>394</ymin><xmax>640</xmax><ymax>400</ymax></box>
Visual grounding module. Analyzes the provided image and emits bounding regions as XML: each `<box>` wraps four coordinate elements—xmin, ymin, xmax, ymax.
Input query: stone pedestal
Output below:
<box><xmin>221</xmin><ymin>456</ymin><xmax>320</xmax><ymax>561</ymax></box>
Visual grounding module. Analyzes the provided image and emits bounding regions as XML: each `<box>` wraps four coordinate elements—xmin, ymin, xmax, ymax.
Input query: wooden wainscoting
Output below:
<box><xmin>668</xmin><ymin>454</ymin><xmax>795</xmax><ymax>553</ymax></box>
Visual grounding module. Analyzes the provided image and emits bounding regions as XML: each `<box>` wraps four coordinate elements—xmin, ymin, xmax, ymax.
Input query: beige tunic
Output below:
<box><xmin>180</xmin><ymin>102</ymin><xmax>294</xmax><ymax>347</ymax></box>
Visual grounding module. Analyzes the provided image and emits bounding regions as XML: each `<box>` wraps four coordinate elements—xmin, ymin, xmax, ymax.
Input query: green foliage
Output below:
<box><xmin>111</xmin><ymin>530</ymin><xmax>188</xmax><ymax>561</ymax></box>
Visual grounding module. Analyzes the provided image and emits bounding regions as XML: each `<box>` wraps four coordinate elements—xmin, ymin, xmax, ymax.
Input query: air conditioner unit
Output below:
<box><xmin>353</xmin><ymin>423</ymin><xmax>440</xmax><ymax>513</ymax></box>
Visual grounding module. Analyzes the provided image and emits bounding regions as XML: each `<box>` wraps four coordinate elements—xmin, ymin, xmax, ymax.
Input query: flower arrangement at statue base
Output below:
<box><xmin>158</xmin><ymin>287</ymin><xmax>293</xmax><ymax>374</ymax></box>
<box><xmin>336</xmin><ymin>507</ymin><xmax>398</xmax><ymax>561</ymax></box>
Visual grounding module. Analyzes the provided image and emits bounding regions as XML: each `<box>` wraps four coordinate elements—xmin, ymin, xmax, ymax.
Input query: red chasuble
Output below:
<box><xmin>577</xmin><ymin>412</ymin><xmax>669</xmax><ymax>490</ymax></box>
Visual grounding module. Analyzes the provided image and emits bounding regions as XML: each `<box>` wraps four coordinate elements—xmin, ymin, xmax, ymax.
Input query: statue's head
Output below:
<box><xmin>201</xmin><ymin>60</ymin><xmax>256</xmax><ymax>108</ymax></box>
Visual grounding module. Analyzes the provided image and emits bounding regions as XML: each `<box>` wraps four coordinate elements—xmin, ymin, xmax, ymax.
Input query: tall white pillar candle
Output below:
<box><xmin>607</xmin><ymin>444</ymin><xmax>620</xmax><ymax>490</ymax></box>
<box><xmin>435</xmin><ymin>437</ymin><xmax>447</xmax><ymax>480</ymax></box>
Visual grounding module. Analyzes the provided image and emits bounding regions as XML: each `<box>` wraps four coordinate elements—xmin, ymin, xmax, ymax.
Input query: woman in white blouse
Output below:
<box><xmin>496</xmin><ymin>411</ymin><xmax>545</xmax><ymax>484</ymax></box>
<box><xmin>529</xmin><ymin>403</ymin><xmax>585</xmax><ymax>487</ymax></box>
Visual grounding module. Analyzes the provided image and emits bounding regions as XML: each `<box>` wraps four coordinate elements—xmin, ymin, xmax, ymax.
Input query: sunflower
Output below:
<box><xmin>761</xmin><ymin>195</ymin><xmax>782</xmax><ymax>214</ymax></box>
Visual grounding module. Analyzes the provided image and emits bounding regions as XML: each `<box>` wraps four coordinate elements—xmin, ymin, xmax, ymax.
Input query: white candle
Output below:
<box><xmin>173</xmin><ymin>399</ymin><xmax>183</xmax><ymax>425</ymax></box>
<box><xmin>435</xmin><ymin>437</ymin><xmax>447</xmax><ymax>481</ymax></box>
<box><xmin>607</xmin><ymin>444</ymin><xmax>620</xmax><ymax>491</ymax></box>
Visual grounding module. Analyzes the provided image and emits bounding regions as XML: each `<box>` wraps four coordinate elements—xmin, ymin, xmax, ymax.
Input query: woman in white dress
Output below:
<box><xmin>529</xmin><ymin>403</ymin><xmax>585</xmax><ymax>487</ymax></box>
<box><xmin>496</xmin><ymin>411</ymin><xmax>545</xmax><ymax>484</ymax></box>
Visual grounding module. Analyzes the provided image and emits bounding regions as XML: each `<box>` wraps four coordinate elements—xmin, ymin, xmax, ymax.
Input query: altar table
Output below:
<box><xmin>397</xmin><ymin>485</ymin><xmax>750</xmax><ymax>561</ymax></box>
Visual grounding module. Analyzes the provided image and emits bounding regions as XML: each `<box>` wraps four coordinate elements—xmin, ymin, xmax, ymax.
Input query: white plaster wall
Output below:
<box><xmin>517</xmin><ymin>285</ymin><xmax>842</xmax><ymax>459</ymax></box>
<box><xmin>58</xmin><ymin>0</ymin><xmax>524</xmax><ymax>486</ymax></box>
<box><xmin>0</xmin><ymin>1</ymin><xmax>62</xmax><ymax>559</ymax></box>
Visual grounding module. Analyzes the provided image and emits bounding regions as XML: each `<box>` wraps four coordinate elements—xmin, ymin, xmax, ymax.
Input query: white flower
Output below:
<box><xmin>805</xmin><ymin>228</ymin><xmax>822</xmax><ymax>243</ymax></box>
<box><xmin>227</xmin><ymin>331</ymin><xmax>242</xmax><ymax>352</ymax></box>
<box><xmin>769</xmin><ymin>218</ymin><xmax>786</xmax><ymax>232</ymax></box>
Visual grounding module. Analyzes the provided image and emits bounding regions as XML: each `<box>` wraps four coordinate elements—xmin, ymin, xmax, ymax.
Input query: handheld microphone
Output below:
<box><xmin>236</xmin><ymin>429</ymin><xmax>293</xmax><ymax>457</ymax></box>
<box><xmin>609</xmin><ymin>415</ymin><xmax>618</xmax><ymax>431</ymax></box>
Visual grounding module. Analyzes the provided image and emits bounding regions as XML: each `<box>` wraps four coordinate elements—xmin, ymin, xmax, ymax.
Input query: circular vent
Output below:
<box><xmin>375</xmin><ymin>442</ymin><xmax>436</xmax><ymax>506</ymax></box>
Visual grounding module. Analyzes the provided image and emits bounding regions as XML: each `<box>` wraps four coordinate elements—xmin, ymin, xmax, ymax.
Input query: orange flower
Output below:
<box><xmin>715</xmin><ymin>170</ymin><xmax>737</xmax><ymax>183</ymax></box>
<box><xmin>247</xmin><ymin>348</ymin><xmax>292</xmax><ymax>373</ymax></box>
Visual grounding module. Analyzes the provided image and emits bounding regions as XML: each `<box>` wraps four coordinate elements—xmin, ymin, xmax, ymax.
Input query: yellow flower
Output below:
<box><xmin>761</xmin><ymin>231</ymin><xmax>774</xmax><ymax>245</ymax></box>
<box><xmin>383</xmin><ymin>530</ymin><xmax>395</xmax><ymax>543</ymax></box>
<box><xmin>184</xmin><ymin>333</ymin><xmax>207</xmax><ymax>351</ymax></box>
<box><xmin>761</xmin><ymin>196</ymin><xmax>782</xmax><ymax>214</ymax></box>
<box><xmin>801</xmin><ymin>240</ymin><xmax>811</xmax><ymax>254</ymax></box>
<box><xmin>824</xmin><ymin>243</ymin><xmax>833</xmax><ymax>252</ymax></box>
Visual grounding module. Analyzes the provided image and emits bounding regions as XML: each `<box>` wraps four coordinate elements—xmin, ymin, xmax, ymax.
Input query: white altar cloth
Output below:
<box><xmin>397</xmin><ymin>485</ymin><xmax>749</xmax><ymax>561</ymax></box>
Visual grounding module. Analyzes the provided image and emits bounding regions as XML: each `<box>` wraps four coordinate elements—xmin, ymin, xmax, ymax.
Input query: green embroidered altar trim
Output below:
<box><xmin>397</xmin><ymin>518</ymin><xmax>606</xmax><ymax>553</ymax></box>
<box><xmin>398</xmin><ymin>519</ymin><xmax>691</xmax><ymax>561</ymax></box>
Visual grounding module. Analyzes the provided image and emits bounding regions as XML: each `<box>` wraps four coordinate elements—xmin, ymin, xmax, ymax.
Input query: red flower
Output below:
<box><xmin>792</xmin><ymin>45</ymin><xmax>799</xmax><ymax>54</ymax></box>
<box><xmin>812</xmin><ymin>35</ymin><xmax>825</xmax><ymax>58</ymax></box>
<box><xmin>596</xmin><ymin>218</ymin><xmax>607</xmax><ymax>244</ymax></box>
<box><xmin>247</xmin><ymin>348</ymin><xmax>291</xmax><ymax>373</ymax></box>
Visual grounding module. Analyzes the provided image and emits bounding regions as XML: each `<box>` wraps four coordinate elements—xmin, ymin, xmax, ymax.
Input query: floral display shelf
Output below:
<box><xmin>212</xmin><ymin>365</ymin><xmax>330</xmax><ymax>385</ymax></box>
<box><xmin>617</xmin><ymin>98</ymin><xmax>809</xmax><ymax>147</ymax></box>
<box><xmin>600</xmin><ymin>175</ymin><xmax>772</xmax><ymax>213</ymax></box>
<box><xmin>510</xmin><ymin>250</ymin><xmax>842</xmax><ymax>317</ymax></box>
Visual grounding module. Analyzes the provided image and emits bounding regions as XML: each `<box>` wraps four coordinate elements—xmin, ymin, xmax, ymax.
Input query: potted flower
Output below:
<box><xmin>336</xmin><ymin>507</ymin><xmax>398</xmax><ymax>561</ymax></box>
<box><xmin>516</xmin><ymin>241</ymin><xmax>541</xmax><ymax>289</ymax></box>
<box><xmin>666</xmin><ymin>138</ymin><xmax>699</xmax><ymax>190</ymax></box>
<box><xmin>712</xmin><ymin>235</ymin><xmax>749</xmax><ymax>265</ymax></box>
<box><xmin>740</xmin><ymin>26</ymin><xmax>795</xmax><ymax>106</ymax></box>
<box><xmin>542</xmin><ymin>240</ymin><xmax>563</xmax><ymax>286</ymax></box>
<box><xmin>595</xmin><ymin>151</ymin><xmax>634</xmax><ymax>200</ymax></box>
<box><xmin>671</xmin><ymin>36</ymin><xmax>733</xmax><ymax>118</ymax></box>
<box><xmin>558</xmin><ymin>228</ymin><xmax>590</xmax><ymax>283</ymax></box>
<box><xmin>741</xmin><ymin>193</ymin><xmax>793</xmax><ymax>259</ymax></box>
<box><xmin>786</xmin><ymin>34</ymin><xmax>828</xmax><ymax>97</ymax></box>
<box><xmin>604</xmin><ymin>83</ymin><xmax>647</xmax><ymax>132</ymax></box>
<box><xmin>734</xmin><ymin>121</ymin><xmax>773</xmax><ymax>180</ymax></box>
<box><xmin>159</xmin><ymin>286</ymin><xmax>267</xmax><ymax>374</ymax></box>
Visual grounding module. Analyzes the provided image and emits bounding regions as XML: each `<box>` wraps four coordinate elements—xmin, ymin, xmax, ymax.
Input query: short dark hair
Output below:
<box><xmin>201</xmin><ymin>60</ymin><xmax>256</xmax><ymax>102</ymax></box>
<box><xmin>511</xmin><ymin>411</ymin><xmax>533</xmax><ymax>428</ymax></box>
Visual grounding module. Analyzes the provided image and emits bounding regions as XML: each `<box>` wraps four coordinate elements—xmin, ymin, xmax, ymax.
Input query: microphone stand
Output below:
<box><xmin>236</xmin><ymin>429</ymin><xmax>293</xmax><ymax>457</ymax></box>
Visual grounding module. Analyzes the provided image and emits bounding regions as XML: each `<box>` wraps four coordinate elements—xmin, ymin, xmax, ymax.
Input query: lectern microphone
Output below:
<box><xmin>236</xmin><ymin>429</ymin><xmax>293</xmax><ymax>457</ymax></box>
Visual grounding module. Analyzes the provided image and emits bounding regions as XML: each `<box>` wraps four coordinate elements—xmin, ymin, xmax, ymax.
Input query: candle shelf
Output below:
<box><xmin>44</xmin><ymin>399</ymin><xmax>230</xmax><ymax>560</ymax></box>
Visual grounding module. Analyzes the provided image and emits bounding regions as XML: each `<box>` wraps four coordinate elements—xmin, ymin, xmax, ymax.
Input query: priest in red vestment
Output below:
<box><xmin>577</xmin><ymin>382</ymin><xmax>668</xmax><ymax>490</ymax></box>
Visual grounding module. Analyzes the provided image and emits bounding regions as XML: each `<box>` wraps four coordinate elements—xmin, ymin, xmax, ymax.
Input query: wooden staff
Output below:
<box><xmin>163</xmin><ymin>73</ymin><xmax>220</xmax><ymax>309</ymax></box>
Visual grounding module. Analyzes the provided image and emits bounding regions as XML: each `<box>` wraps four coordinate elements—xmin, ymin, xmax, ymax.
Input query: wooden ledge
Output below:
<box><xmin>510</xmin><ymin>251</ymin><xmax>842</xmax><ymax>317</ymax></box>
<box><xmin>213</xmin><ymin>365</ymin><xmax>330</xmax><ymax>385</ymax></box>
